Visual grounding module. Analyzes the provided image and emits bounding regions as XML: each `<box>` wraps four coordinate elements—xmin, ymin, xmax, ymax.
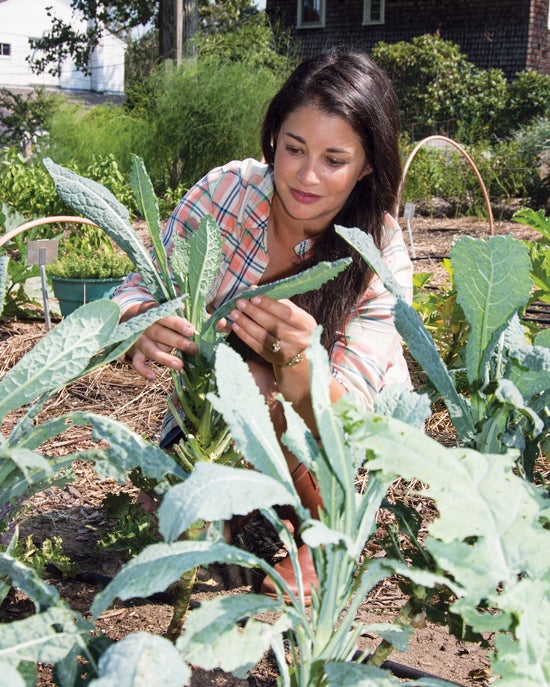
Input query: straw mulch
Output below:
<box><xmin>0</xmin><ymin>318</ymin><xmax>171</xmax><ymax>452</ymax></box>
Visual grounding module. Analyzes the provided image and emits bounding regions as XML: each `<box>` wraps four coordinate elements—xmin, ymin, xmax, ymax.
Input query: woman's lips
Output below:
<box><xmin>290</xmin><ymin>188</ymin><xmax>320</xmax><ymax>204</ymax></box>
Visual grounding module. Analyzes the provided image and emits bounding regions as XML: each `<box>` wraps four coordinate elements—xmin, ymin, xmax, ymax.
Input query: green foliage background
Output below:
<box><xmin>122</xmin><ymin>57</ymin><xmax>286</xmax><ymax>191</ymax></box>
<box><xmin>372</xmin><ymin>34</ymin><xmax>550</xmax><ymax>142</ymax></box>
<box><xmin>36</xmin><ymin>57</ymin><xmax>286</xmax><ymax>202</ymax></box>
<box><xmin>0</xmin><ymin>31</ymin><xmax>548</xmax><ymax>220</ymax></box>
<box><xmin>0</xmin><ymin>134</ymin><xmax>549</xmax><ymax>687</ymax></box>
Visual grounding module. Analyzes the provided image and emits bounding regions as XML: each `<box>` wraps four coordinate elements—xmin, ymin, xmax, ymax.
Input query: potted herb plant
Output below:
<box><xmin>46</xmin><ymin>222</ymin><xmax>134</xmax><ymax>317</ymax></box>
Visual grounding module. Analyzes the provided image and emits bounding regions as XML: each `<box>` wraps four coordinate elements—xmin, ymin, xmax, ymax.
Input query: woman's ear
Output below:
<box><xmin>358</xmin><ymin>164</ymin><xmax>373</xmax><ymax>181</ymax></box>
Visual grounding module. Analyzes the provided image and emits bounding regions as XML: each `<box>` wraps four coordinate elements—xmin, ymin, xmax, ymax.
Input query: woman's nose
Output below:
<box><xmin>297</xmin><ymin>158</ymin><xmax>320</xmax><ymax>185</ymax></box>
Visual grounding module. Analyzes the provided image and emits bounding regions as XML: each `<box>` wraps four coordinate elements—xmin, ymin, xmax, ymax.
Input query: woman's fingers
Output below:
<box><xmin>128</xmin><ymin>347</ymin><xmax>159</xmax><ymax>380</ymax></box>
<box><xmin>145</xmin><ymin>322</ymin><xmax>193</xmax><ymax>353</ymax></box>
<box><xmin>150</xmin><ymin>315</ymin><xmax>196</xmax><ymax>343</ymax></box>
<box><xmin>229</xmin><ymin>295</ymin><xmax>316</xmax><ymax>361</ymax></box>
<box><xmin>126</xmin><ymin>315</ymin><xmax>198</xmax><ymax>379</ymax></box>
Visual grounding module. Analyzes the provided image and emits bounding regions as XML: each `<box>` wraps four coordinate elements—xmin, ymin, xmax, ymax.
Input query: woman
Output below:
<box><xmin>112</xmin><ymin>48</ymin><xmax>413</xmax><ymax>602</ymax></box>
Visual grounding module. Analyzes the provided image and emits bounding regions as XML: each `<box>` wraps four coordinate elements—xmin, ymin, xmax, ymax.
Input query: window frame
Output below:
<box><xmin>0</xmin><ymin>43</ymin><xmax>12</xmax><ymax>57</ymax></box>
<box><xmin>297</xmin><ymin>0</ymin><xmax>326</xmax><ymax>28</ymax></box>
<box><xmin>363</xmin><ymin>0</ymin><xmax>385</xmax><ymax>25</ymax></box>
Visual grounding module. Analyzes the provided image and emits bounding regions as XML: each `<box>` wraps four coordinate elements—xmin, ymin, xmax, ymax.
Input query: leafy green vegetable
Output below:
<box><xmin>202</xmin><ymin>258</ymin><xmax>352</xmax><ymax>340</ymax></box>
<box><xmin>451</xmin><ymin>235</ymin><xmax>532</xmax><ymax>384</ymax></box>
<box><xmin>1</xmin><ymin>157</ymin><xmax>545</xmax><ymax>685</ymax></box>
<box><xmin>336</xmin><ymin>224</ymin><xmax>549</xmax><ymax>465</ymax></box>
<box><xmin>43</xmin><ymin>158</ymin><xmax>168</xmax><ymax>303</ymax></box>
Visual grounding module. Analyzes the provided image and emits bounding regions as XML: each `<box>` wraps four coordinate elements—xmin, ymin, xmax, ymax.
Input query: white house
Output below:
<box><xmin>0</xmin><ymin>0</ymin><xmax>126</xmax><ymax>93</ymax></box>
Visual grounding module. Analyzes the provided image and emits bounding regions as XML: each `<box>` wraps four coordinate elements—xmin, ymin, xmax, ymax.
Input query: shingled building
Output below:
<box><xmin>266</xmin><ymin>0</ymin><xmax>550</xmax><ymax>79</ymax></box>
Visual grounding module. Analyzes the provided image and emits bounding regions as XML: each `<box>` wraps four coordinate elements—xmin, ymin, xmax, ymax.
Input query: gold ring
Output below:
<box><xmin>270</xmin><ymin>340</ymin><xmax>281</xmax><ymax>353</ymax></box>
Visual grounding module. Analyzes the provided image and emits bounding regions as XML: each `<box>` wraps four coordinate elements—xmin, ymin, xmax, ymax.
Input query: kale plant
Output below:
<box><xmin>87</xmin><ymin>333</ymin><xmax>550</xmax><ymax>686</ymax></box>
<box><xmin>336</xmin><ymin>225</ymin><xmax>550</xmax><ymax>478</ymax></box>
<box><xmin>44</xmin><ymin>155</ymin><xmax>352</xmax><ymax>474</ymax></box>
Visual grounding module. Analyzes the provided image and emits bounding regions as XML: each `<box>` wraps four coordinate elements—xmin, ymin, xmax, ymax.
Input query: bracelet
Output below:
<box><xmin>277</xmin><ymin>351</ymin><xmax>305</xmax><ymax>368</ymax></box>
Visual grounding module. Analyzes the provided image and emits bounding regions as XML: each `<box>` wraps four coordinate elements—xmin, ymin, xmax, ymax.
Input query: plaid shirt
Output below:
<box><xmin>112</xmin><ymin>159</ymin><xmax>413</xmax><ymax>441</ymax></box>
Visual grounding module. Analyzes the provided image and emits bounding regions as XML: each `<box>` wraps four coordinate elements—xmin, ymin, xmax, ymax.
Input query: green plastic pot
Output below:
<box><xmin>50</xmin><ymin>276</ymin><xmax>124</xmax><ymax>317</ymax></box>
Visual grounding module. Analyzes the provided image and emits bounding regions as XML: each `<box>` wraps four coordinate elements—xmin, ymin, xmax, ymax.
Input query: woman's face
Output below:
<box><xmin>272</xmin><ymin>104</ymin><xmax>371</xmax><ymax>236</ymax></box>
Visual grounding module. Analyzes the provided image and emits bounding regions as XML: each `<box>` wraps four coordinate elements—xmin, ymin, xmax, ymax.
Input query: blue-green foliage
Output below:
<box><xmin>336</xmin><ymin>224</ymin><xmax>550</xmax><ymax>478</ymax></box>
<box><xmin>1</xmin><ymin>162</ymin><xmax>549</xmax><ymax>686</ymax></box>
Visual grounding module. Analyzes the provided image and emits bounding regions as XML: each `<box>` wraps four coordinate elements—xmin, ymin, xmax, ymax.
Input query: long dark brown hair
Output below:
<box><xmin>261</xmin><ymin>48</ymin><xmax>402</xmax><ymax>350</ymax></box>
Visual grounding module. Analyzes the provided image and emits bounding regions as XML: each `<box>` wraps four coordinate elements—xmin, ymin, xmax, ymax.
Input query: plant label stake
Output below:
<box><xmin>27</xmin><ymin>239</ymin><xmax>58</xmax><ymax>330</ymax></box>
<box><xmin>403</xmin><ymin>202</ymin><xmax>417</xmax><ymax>259</ymax></box>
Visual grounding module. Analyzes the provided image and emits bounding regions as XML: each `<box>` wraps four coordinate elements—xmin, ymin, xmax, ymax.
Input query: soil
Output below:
<box><xmin>0</xmin><ymin>216</ymin><xmax>543</xmax><ymax>687</ymax></box>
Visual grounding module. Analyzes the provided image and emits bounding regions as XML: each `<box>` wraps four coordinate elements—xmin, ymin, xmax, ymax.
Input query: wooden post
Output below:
<box><xmin>159</xmin><ymin>0</ymin><xmax>197</xmax><ymax>62</ymax></box>
<box><xmin>175</xmin><ymin>0</ymin><xmax>183</xmax><ymax>66</ymax></box>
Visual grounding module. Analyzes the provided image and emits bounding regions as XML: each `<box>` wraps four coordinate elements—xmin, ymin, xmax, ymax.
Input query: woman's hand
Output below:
<box><xmin>123</xmin><ymin>303</ymin><xmax>198</xmax><ymax>380</ymax></box>
<box><xmin>229</xmin><ymin>295</ymin><xmax>316</xmax><ymax>367</ymax></box>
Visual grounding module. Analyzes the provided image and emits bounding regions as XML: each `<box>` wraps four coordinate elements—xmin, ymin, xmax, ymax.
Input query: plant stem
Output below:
<box><xmin>164</xmin><ymin>566</ymin><xmax>198</xmax><ymax>642</ymax></box>
<box><xmin>172</xmin><ymin>442</ymin><xmax>196</xmax><ymax>473</ymax></box>
<box><xmin>169</xmin><ymin>371</ymin><xmax>200</xmax><ymax>428</ymax></box>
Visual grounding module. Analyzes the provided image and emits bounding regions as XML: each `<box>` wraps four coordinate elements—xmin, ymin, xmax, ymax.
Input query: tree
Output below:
<box><xmin>28</xmin><ymin>1</ymin><xmax>194</xmax><ymax>76</ymax></box>
<box><xmin>159</xmin><ymin>0</ymin><xmax>198</xmax><ymax>63</ymax></box>
<box><xmin>195</xmin><ymin>0</ymin><xmax>294</xmax><ymax>72</ymax></box>
<box><xmin>0</xmin><ymin>87</ymin><xmax>59</xmax><ymax>148</ymax></box>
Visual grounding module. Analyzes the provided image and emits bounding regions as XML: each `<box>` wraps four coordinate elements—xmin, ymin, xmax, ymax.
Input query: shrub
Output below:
<box><xmin>476</xmin><ymin>139</ymin><xmax>543</xmax><ymax>205</ymax></box>
<box><xmin>514</xmin><ymin>116</ymin><xmax>550</xmax><ymax>158</ymax></box>
<box><xmin>401</xmin><ymin>136</ymin><xmax>545</xmax><ymax>212</ymax></box>
<box><xmin>504</xmin><ymin>70</ymin><xmax>550</xmax><ymax>131</ymax></box>
<box><xmin>124</xmin><ymin>58</ymin><xmax>287</xmax><ymax>192</ymax></box>
<box><xmin>512</xmin><ymin>117</ymin><xmax>550</xmax><ymax>208</ymax></box>
<box><xmin>372</xmin><ymin>34</ymin><xmax>485</xmax><ymax>139</ymax></box>
<box><xmin>0</xmin><ymin>86</ymin><xmax>60</xmax><ymax>149</ymax></box>
<box><xmin>0</xmin><ymin>150</ymin><xmax>137</xmax><ymax>218</ymax></box>
<box><xmin>456</xmin><ymin>68</ymin><xmax>509</xmax><ymax>144</ymax></box>
<box><xmin>401</xmin><ymin>139</ymin><xmax>493</xmax><ymax>215</ymax></box>
<box><xmin>373</xmin><ymin>34</ymin><xmax>550</xmax><ymax>143</ymax></box>
<box><xmin>81</xmin><ymin>154</ymin><xmax>137</xmax><ymax>215</ymax></box>
<box><xmin>400</xmin><ymin>139</ymin><xmax>464</xmax><ymax>210</ymax></box>
<box><xmin>0</xmin><ymin>148</ymin><xmax>69</xmax><ymax>217</ymax></box>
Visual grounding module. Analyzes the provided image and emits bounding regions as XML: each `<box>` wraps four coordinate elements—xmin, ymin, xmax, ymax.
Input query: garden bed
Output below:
<box><xmin>0</xmin><ymin>216</ymin><xmax>543</xmax><ymax>687</ymax></box>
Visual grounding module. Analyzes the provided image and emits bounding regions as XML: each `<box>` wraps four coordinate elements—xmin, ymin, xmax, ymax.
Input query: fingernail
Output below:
<box><xmin>251</xmin><ymin>296</ymin><xmax>261</xmax><ymax>305</ymax></box>
<box><xmin>230</xmin><ymin>310</ymin><xmax>240</xmax><ymax>321</ymax></box>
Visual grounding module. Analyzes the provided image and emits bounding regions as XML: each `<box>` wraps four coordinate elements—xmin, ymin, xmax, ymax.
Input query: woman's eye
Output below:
<box><xmin>326</xmin><ymin>157</ymin><xmax>345</xmax><ymax>167</ymax></box>
<box><xmin>286</xmin><ymin>145</ymin><xmax>302</xmax><ymax>155</ymax></box>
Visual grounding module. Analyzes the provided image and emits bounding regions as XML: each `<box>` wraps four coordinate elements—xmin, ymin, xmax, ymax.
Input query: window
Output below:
<box><xmin>297</xmin><ymin>0</ymin><xmax>325</xmax><ymax>28</ymax></box>
<box><xmin>0</xmin><ymin>43</ymin><xmax>11</xmax><ymax>56</ymax></box>
<box><xmin>363</xmin><ymin>0</ymin><xmax>385</xmax><ymax>25</ymax></box>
